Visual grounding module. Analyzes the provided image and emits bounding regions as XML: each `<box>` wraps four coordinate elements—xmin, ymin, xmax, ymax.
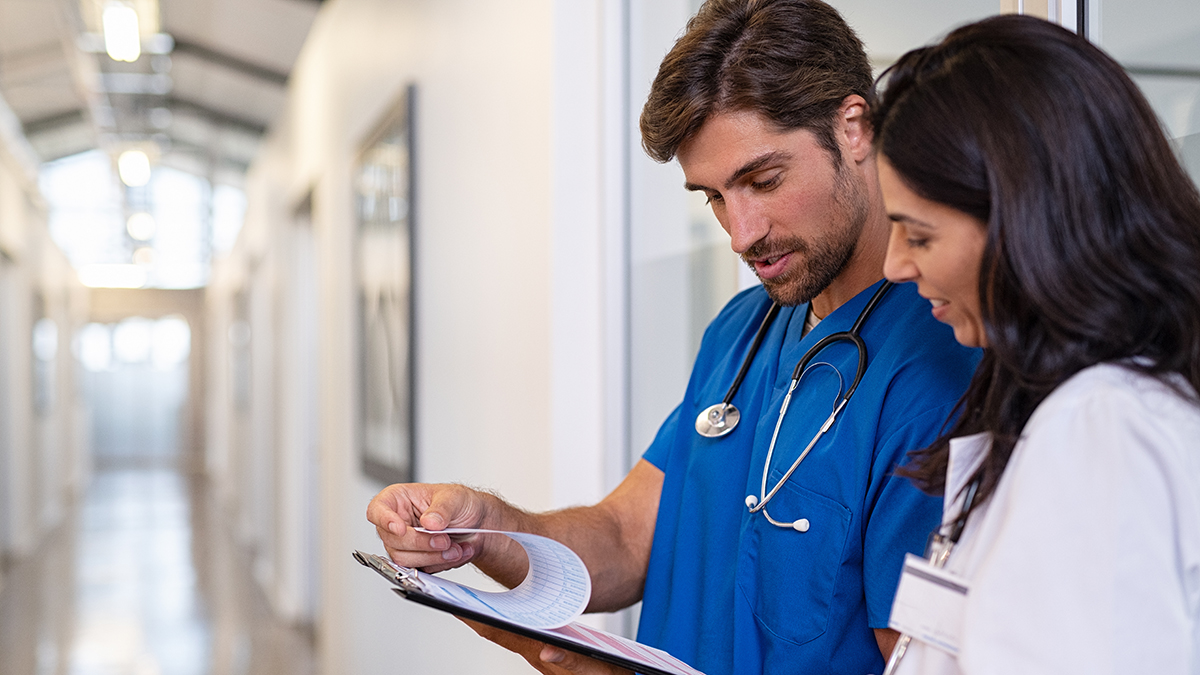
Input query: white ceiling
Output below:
<box><xmin>2</xmin><ymin>0</ymin><xmax>1196</xmax><ymax>178</ymax></box>
<box><xmin>0</xmin><ymin>0</ymin><xmax>322</xmax><ymax>180</ymax></box>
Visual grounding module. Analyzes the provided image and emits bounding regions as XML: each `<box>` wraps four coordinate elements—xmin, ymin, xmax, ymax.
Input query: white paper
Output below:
<box><xmin>409</xmin><ymin>528</ymin><xmax>590</xmax><ymax>629</ymax></box>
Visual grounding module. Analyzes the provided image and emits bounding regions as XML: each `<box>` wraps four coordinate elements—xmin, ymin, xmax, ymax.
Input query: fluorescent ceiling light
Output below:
<box><xmin>132</xmin><ymin>247</ymin><xmax>155</xmax><ymax>266</ymax></box>
<box><xmin>127</xmin><ymin>212</ymin><xmax>156</xmax><ymax>240</ymax></box>
<box><xmin>117</xmin><ymin>149</ymin><xmax>151</xmax><ymax>186</ymax></box>
<box><xmin>78</xmin><ymin>264</ymin><xmax>147</xmax><ymax>289</ymax></box>
<box><xmin>103</xmin><ymin>2</ymin><xmax>141</xmax><ymax>62</ymax></box>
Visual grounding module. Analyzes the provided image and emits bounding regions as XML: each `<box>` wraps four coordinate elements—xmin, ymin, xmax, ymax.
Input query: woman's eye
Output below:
<box><xmin>906</xmin><ymin>238</ymin><xmax>929</xmax><ymax>249</ymax></box>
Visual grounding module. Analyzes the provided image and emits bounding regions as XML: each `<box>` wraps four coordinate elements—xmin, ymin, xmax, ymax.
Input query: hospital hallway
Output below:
<box><xmin>0</xmin><ymin>346</ymin><xmax>316</xmax><ymax>675</ymax></box>
<box><xmin>0</xmin><ymin>469</ymin><xmax>316</xmax><ymax>675</ymax></box>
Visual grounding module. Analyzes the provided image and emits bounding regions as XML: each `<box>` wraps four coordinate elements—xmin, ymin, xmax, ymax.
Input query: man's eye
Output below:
<box><xmin>706</xmin><ymin>192</ymin><xmax>724</xmax><ymax>205</ymax></box>
<box><xmin>750</xmin><ymin>175</ymin><xmax>780</xmax><ymax>190</ymax></box>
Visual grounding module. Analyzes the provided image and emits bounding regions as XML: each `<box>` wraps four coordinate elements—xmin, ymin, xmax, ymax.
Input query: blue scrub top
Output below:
<box><xmin>638</xmin><ymin>280</ymin><xmax>981</xmax><ymax>675</ymax></box>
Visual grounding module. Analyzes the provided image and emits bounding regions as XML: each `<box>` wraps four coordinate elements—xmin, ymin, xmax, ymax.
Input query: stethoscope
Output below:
<box><xmin>694</xmin><ymin>281</ymin><xmax>894</xmax><ymax>531</ymax></box>
<box><xmin>881</xmin><ymin>476</ymin><xmax>982</xmax><ymax>675</ymax></box>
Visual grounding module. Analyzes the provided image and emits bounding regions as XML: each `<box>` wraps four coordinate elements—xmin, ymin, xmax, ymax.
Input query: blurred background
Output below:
<box><xmin>0</xmin><ymin>0</ymin><xmax>1195</xmax><ymax>673</ymax></box>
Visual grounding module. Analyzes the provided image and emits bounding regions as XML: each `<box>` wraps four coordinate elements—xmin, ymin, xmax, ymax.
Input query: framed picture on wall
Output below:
<box><xmin>355</xmin><ymin>85</ymin><xmax>416</xmax><ymax>485</ymax></box>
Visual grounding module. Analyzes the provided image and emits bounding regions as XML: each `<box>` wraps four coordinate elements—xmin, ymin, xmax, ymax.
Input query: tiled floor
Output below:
<box><xmin>0</xmin><ymin>469</ymin><xmax>316</xmax><ymax>675</ymax></box>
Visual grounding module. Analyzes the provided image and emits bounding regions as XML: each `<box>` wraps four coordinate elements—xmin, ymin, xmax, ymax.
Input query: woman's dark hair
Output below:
<box><xmin>873</xmin><ymin>15</ymin><xmax>1200</xmax><ymax>500</ymax></box>
<box><xmin>640</xmin><ymin>0</ymin><xmax>873</xmax><ymax>163</ymax></box>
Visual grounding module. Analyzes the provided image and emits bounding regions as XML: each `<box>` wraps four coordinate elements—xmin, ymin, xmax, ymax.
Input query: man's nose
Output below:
<box><xmin>724</xmin><ymin>198</ymin><xmax>769</xmax><ymax>255</ymax></box>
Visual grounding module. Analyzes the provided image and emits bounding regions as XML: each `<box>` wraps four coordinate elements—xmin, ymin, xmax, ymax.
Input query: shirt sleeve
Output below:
<box><xmin>642</xmin><ymin>404</ymin><xmax>682</xmax><ymax>471</ymax></box>
<box><xmin>959</xmin><ymin>381</ymin><xmax>1199</xmax><ymax>675</ymax></box>
<box><xmin>862</xmin><ymin>405</ymin><xmax>952</xmax><ymax>628</ymax></box>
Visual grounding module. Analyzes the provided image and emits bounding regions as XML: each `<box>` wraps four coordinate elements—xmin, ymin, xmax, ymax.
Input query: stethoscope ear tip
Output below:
<box><xmin>744</xmin><ymin>494</ymin><xmax>758</xmax><ymax>509</ymax></box>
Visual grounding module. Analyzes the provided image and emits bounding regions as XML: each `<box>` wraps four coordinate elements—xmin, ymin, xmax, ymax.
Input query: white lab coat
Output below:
<box><xmin>893</xmin><ymin>362</ymin><xmax>1200</xmax><ymax>675</ymax></box>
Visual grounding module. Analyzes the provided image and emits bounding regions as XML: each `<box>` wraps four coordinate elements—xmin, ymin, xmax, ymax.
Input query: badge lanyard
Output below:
<box><xmin>882</xmin><ymin>477</ymin><xmax>982</xmax><ymax>675</ymax></box>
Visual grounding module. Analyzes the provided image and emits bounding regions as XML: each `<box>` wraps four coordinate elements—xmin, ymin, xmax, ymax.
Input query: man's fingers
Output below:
<box><xmin>462</xmin><ymin>618</ymin><xmax>539</xmax><ymax>652</ymax></box>
<box><xmin>421</xmin><ymin>485</ymin><xmax>487</xmax><ymax>531</ymax></box>
<box><xmin>374</xmin><ymin>518</ymin><xmax>453</xmax><ymax>551</ymax></box>
<box><xmin>365</xmin><ymin>484</ymin><xmax>424</xmax><ymax>534</ymax></box>
<box><xmin>460</xmin><ymin>619</ymin><xmax>627</xmax><ymax>675</ymax></box>
<box><xmin>385</xmin><ymin>540</ymin><xmax>475</xmax><ymax>565</ymax></box>
<box><xmin>539</xmin><ymin>646</ymin><xmax>631</xmax><ymax>674</ymax></box>
<box><xmin>366</xmin><ymin>483</ymin><xmax>483</xmax><ymax>534</ymax></box>
<box><xmin>365</xmin><ymin>483</ymin><xmax>491</xmax><ymax>571</ymax></box>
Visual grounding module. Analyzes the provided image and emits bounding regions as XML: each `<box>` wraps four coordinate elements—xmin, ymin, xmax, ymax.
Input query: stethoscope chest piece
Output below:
<box><xmin>695</xmin><ymin>402</ymin><xmax>740</xmax><ymax>438</ymax></box>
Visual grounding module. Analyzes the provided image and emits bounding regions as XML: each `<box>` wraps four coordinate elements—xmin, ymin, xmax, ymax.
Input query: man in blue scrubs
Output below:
<box><xmin>366</xmin><ymin>1</ymin><xmax>980</xmax><ymax>674</ymax></box>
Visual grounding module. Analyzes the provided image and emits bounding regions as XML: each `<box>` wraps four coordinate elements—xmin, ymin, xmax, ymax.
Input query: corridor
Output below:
<box><xmin>0</xmin><ymin>417</ymin><xmax>315</xmax><ymax>675</ymax></box>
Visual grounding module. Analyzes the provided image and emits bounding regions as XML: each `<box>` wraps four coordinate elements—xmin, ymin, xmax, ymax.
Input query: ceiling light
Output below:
<box><xmin>117</xmin><ymin>149</ymin><xmax>151</xmax><ymax>186</ymax></box>
<box><xmin>132</xmin><ymin>247</ymin><xmax>155</xmax><ymax>266</ymax></box>
<box><xmin>78</xmin><ymin>264</ymin><xmax>147</xmax><ymax>289</ymax></box>
<box><xmin>127</xmin><ymin>212</ymin><xmax>156</xmax><ymax>240</ymax></box>
<box><xmin>102</xmin><ymin>2</ymin><xmax>141</xmax><ymax>62</ymax></box>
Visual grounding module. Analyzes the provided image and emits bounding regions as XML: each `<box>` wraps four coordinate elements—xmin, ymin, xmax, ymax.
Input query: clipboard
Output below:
<box><xmin>353</xmin><ymin>551</ymin><xmax>706</xmax><ymax>675</ymax></box>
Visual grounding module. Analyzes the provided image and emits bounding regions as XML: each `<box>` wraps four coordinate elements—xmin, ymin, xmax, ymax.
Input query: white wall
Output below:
<box><xmin>292</xmin><ymin>4</ymin><xmax>555</xmax><ymax>672</ymax></box>
<box><xmin>0</xmin><ymin>91</ymin><xmax>89</xmax><ymax>571</ymax></box>
<box><xmin>211</xmin><ymin>0</ymin><xmax>628</xmax><ymax>672</ymax></box>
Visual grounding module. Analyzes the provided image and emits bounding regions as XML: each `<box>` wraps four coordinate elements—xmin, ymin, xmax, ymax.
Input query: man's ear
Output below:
<box><xmin>839</xmin><ymin>94</ymin><xmax>874</xmax><ymax>163</ymax></box>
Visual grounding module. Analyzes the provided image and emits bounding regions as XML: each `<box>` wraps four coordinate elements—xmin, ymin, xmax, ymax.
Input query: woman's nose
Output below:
<box><xmin>883</xmin><ymin>224</ymin><xmax>918</xmax><ymax>283</ymax></box>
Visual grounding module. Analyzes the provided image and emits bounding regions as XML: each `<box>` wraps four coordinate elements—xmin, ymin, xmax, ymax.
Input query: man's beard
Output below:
<box><xmin>743</xmin><ymin>163</ymin><xmax>871</xmax><ymax>306</ymax></box>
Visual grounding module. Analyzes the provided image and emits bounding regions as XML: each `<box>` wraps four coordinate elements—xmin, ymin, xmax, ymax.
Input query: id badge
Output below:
<box><xmin>888</xmin><ymin>553</ymin><xmax>970</xmax><ymax>655</ymax></box>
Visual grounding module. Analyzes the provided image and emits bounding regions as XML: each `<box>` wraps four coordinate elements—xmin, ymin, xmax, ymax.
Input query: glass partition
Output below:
<box><xmin>625</xmin><ymin>0</ymin><xmax>1000</xmax><ymax>462</ymax></box>
<box><xmin>1089</xmin><ymin>0</ymin><xmax>1200</xmax><ymax>184</ymax></box>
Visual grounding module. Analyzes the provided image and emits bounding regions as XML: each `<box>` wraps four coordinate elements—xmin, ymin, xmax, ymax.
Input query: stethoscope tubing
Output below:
<box><xmin>746</xmin><ymin>281</ymin><xmax>894</xmax><ymax>521</ymax></box>
<box><xmin>695</xmin><ymin>303</ymin><xmax>783</xmax><ymax>437</ymax></box>
<box><xmin>721</xmin><ymin>302</ymin><xmax>782</xmax><ymax>408</ymax></box>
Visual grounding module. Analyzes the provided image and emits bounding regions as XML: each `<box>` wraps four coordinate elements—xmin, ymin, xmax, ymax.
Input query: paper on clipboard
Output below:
<box><xmin>406</xmin><ymin>527</ymin><xmax>590</xmax><ymax>629</ymax></box>
<box><xmin>354</xmin><ymin>528</ymin><xmax>707</xmax><ymax>675</ymax></box>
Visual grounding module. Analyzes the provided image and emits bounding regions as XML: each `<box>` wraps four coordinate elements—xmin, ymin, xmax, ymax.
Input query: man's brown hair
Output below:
<box><xmin>640</xmin><ymin>0</ymin><xmax>873</xmax><ymax>163</ymax></box>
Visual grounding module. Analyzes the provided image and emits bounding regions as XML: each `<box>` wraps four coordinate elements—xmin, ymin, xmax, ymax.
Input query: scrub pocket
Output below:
<box><xmin>739</xmin><ymin>470</ymin><xmax>852</xmax><ymax>646</ymax></box>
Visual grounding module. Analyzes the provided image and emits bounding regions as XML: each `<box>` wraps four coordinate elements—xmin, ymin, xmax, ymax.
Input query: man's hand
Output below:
<box><xmin>462</xmin><ymin>619</ymin><xmax>632</xmax><ymax>675</ymax></box>
<box><xmin>875</xmin><ymin>627</ymin><xmax>900</xmax><ymax>660</ymax></box>
<box><xmin>365</xmin><ymin>460</ymin><xmax>665</xmax><ymax>608</ymax></box>
<box><xmin>366</xmin><ymin>482</ymin><xmax>499</xmax><ymax>573</ymax></box>
<box><xmin>538</xmin><ymin>645</ymin><xmax>632</xmax><ymax>675</ymax></box>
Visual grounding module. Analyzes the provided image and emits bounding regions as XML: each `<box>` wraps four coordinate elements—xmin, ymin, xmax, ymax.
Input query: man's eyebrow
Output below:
<box><xmin>724</xmin><ymin>151</ymin><xmax>791</xmax><ymax>189</ymax></box>
<box><xmin>682</xmin><ymin>151</ymin><xmax>793</xmax><ymax>193</ymax></box>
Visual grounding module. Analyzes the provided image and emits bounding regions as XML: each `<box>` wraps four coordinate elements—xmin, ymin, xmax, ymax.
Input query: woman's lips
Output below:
<box><xmin>929</xmin><ymin>297</ymin><xmax>949</xmax><ymax>321</ymax></box>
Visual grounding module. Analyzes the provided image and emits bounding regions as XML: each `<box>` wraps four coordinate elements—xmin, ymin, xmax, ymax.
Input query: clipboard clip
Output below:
<box><xmin>353</xmin><ymin>550</ymin><xmax>425</xmax><ymax>592</ymax></box>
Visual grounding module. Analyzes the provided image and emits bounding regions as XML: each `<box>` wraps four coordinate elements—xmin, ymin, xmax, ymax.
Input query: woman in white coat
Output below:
<box><xmin>871</xmin><ymin>15</ymin><xmax>1200</xmax><ymax>675</ymax></box>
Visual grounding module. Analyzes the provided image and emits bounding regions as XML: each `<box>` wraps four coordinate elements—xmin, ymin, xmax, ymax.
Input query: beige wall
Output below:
<box><xmin>210</xmin><ymin>0</ymin><xmax>615</xmax><ymax>672</ymax></box>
